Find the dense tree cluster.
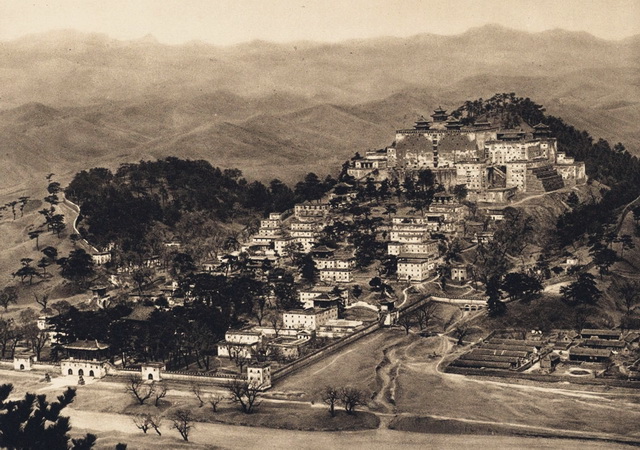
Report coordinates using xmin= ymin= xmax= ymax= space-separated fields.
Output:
xmin=0 ymin=384 xmax=96 ymax=450
xmin=65 ymin=158 xmax=333 ymax=254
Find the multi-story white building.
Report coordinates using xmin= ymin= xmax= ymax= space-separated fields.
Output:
xmin=217 ymin=329 xmax=263 ymax=358
xmin=314 ymin=257 xmax=355 ymax=270
xmin=318 ymin=319 xmax=363 ymax=338
xmin=319 ymin=268 xmax=353 ymax=283
xmin=388 ymin=241 xmax=439 ymax=257
xmin=294 ymin=201 xmax=330 ymax=219
xmin=283 ymin=307 xmax=339 ymax=330
xmin=397 ymin=256 xmax=436 ymax=282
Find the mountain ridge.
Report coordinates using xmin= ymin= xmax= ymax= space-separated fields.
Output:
xmin=0 ymin=25 xmax=637 ymax=199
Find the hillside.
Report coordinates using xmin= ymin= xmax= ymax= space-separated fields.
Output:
xmin=0 ymin=25 xmax=638 ymax=199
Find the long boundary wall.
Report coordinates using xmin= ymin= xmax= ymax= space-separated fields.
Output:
xmin=272 ymin=322 xmax=380 ymax=382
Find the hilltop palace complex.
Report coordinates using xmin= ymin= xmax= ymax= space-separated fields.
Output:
xmin=348 ymin=107 xmax=586 ymax=203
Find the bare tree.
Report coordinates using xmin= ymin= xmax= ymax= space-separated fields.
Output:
xmin=452 ymin=324 xmax=470 ymax=346
xmin=227 ymin=379 xmax=262 ymax=414
xmin=208 ymin=394 xmax=224 ymax=412
xmin=191 ymin=382 xmax=205 ymax=407
xmin=125 ymin=375 xmax=156 ymax=405
xmin=153 ymin=382 xmax=167 ymax=407
xmin=397 ymin=313 xmax=414 ymax=335
xmin=322 ymin=386 xmax=340 ymax=417
xmin=416 ymin=302 xmax=439 ymax=330
xmin=340 ymin=387 xmax=366 ymax=414
xmin=252 ymin=295 xmax=268 ymax=326
xmin=0 ymin=286 xmax=18 ymax=311
xmin=133 ymin=415 xmax=151 ymax=434
xmin=148 ymin=414 xmax=163 ymax=436
xmin=269 ymin=314 xmax=283 ymax=338
xmin=33 ymin=291 xmax=50 ymax=311
xmin=171 ymin=409 xmax=193 ymax=442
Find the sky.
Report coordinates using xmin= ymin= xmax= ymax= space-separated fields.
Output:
xmin=1 ymin=0 xmax=639 ymax=45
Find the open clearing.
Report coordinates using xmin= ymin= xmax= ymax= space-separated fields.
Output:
xmin=4 ymin=326 xmax=640 ymax=447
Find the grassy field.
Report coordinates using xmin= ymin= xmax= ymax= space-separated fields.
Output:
xmin=0 ymin=195 xmax=84 ymax=320
xmin=394 ymin=342 xmax=640 ymax=438
xmin=272 ymin=328 xmax=411 ymax=401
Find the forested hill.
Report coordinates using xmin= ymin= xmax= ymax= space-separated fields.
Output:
xmin=453 ymin=94 xmax=640 ymax=192
xmin=65 ymin=158 xmax=335 ymax=257
xmin=65 ymin=94 xmax=640 ymax=262
xmin=455 ymin=94 xmax=640 ymax=245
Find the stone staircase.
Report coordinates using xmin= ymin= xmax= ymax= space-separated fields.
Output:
xmin=527 ymin=165 xmax=564 ymax=193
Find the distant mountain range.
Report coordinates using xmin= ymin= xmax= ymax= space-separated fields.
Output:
xmin=0 ymin=25 xmax=638 ymax=198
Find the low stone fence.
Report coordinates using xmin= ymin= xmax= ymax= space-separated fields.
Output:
xmin=272 ymin=321 xmax=380 ymax=382
xmin=32 ymin=362 xmax=59 ymax=372
xmin=105 ymin=363 xmax=246 ymax=385
xmin=161 ymin=370 xmax=244 ymax=384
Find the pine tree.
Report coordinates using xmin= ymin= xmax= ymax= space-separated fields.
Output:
xmin=0 ymin=384 xmax=97 ymax=450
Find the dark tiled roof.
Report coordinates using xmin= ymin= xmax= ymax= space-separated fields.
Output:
xmin=64 ymin=340 xmax=109 ymax=351
xmin=569 ymin=347 xmax=612 ymax=357
xmin=581 ymin=329 xmax=621 ymax=337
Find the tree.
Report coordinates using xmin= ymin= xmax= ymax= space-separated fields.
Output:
xmin=33 ymin=291 xmax=50 ymax=310
xmin=501 ymin=272 xmax=542 ymax=302
xmin=590 ymin=245 xmax=617 ymax=278
xmin=252 ymin=294 xmax=268 ymax=326
xmin=133 ymin=415 xmax=151 ymax=434
xmin=124 ymin=375 xmax=155 ymax=405
xmin=297 ymin=254 xmax=317 ymax=284
xmin=22 ymin=323 xmax=48 ymax=360
xmin=58 ymin=249 xmax=95 ymax=287
xmin=486 ymin=275 xmax=506 ymax=317
xmin=0 ymin=384 xmax=96 ymax=450
xmin=208 ymin=394 xmax=224 ymax=413
xmin=37 ymin=257 xmax=52 ymax=276
xmin=397 ymin=313 xmax=414 ymax=335
xmin=0 ymin=286 xmax=18 ymax=311
xmin=269 ymin=314 xmax=283 ymax=338
xmin=153 ymin=383 xmax=167 ymax=407
xmin=322 ymin=386 xmax=340 ymax=417
xmin=560 ymin=273 xmax=602 ymax=306
xmin=42 ymin=246 xmax=59 ymax=262
xmin=170 ymin=409 xmax=193 ymax=442
xmin=28 ymin=229 xmax=44 ymax=251
xmin=0 ymin=318 xmax=18 ymax=359
xmin=18 ymin=196 xmax=29 ymax=218
xmin=227 ymin=379 xmax=262 ymax=414
xmin=340 ymin=387 xmax=366 ymax=414
xmin=131 ymin=267 xmax=154 ymax=294
xmin=384 ymin=203 xmax=397 ymax=220
xmin=7 ymin=200 xmax=18 ymax=220
xmin=49 ymin=214 xmax=66 ymax=237
xmin=493 ymin=208 xmax=534 ymax=257
xmin=566 ymin=192 xmax=580 ymax=208
xmin=191 ymin=382 xmax=205 ymax=407
xmin=415 ymin=302 xmax=439 ymax=330
xmin=452 ymin=184 xmax=468 ymax=202
xmin=170 ymin=253 xmax=197 ymax=281
xmin=615 ymin=279 xmax=640 ymax=316
xmin=51 ymin=300 xmax=71 ymax=316
xmin=14 ymin=259 xmax=39 ymax=285
xmin=147 ymin=415 xmax=162 ymax=436
xmin=619 ymin=234 xmax=635 ymax=257
xmin=452 ymin=323 xmax=470 ymax=346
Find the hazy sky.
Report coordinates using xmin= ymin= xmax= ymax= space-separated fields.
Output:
xmin=1 ymin=0 xmax=639 ymax=44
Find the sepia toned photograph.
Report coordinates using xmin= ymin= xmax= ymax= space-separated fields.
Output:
xmin=0 ymin=0 xmax=639 ymax=448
